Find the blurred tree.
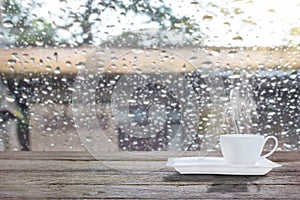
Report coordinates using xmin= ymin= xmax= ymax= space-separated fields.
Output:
xmin=1 ymin=0 xmax=56 ymax=46
xmin=0 ymin=0 xmax=200 ymax=46
xmin=53 ymin=0 xmax=201 ymax=46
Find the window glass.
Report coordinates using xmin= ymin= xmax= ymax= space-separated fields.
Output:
xmin=0 ymin=0 xmax=299 ymax=156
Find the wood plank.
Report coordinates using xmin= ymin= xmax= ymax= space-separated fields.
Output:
xmin=0 ymin=151 xmax=299 ymax=199
xmin=0 ymin=171 xmax=299 ymax=186
xmin=0 ymin=151 xmax=95 ymax=161
xmin=0 ymin=159 xmax=299 ymax=173
xmin=0 ymin=151 xmax=217 ymax=161
xmin=0 ymin=151 xmax=298 ymax=172
xmin=0 ymin=151 xmax=298 ymax=162
xmin=0 ymin=184 xmax=299 ymax=199
xmin=0 ymin=167 xmax=299 ymax=198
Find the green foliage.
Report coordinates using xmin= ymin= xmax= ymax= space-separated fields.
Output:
xmin=115 ymin=0 xmax=198 ymax=34
xmin=3 ymin=0 xmax=20 ymax=15
xmin=1 ymin=0 xmax=200 ymax=46
xmin=15 ymin=19 xmax=56 ymax=46
xmin=1 ymin=0 xmax=56 ymax=46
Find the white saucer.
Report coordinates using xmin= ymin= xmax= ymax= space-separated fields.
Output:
xmin=166 ymin=157 xmax=281 ymax=175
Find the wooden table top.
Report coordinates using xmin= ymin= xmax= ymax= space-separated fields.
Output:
xmin=0 ymin=151 xmax=299 ymax=199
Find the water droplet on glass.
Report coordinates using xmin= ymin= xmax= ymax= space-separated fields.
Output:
xmin=223 ymin=22 xmax=230 ymax=27
xmin=66 ymin=61 xmax=72 ymax=67
xmin=7 ymin=59 xmax=16 ymax=65
xmin=54 ymin=67 xmax=61 ymax=74
xmin=86 ymin=136 xmax=93 ymax=142
xmin=9 ymin=66 xmax=14 ymax=72
xmin=5 ymin=95 xmax=15 ymax=102
xmin=202 ymin=15 xmax=213 ymax=20
xmin=228 ymin=74 xmax=241 ymax=79
xmin=268 ymin=9 xmax=276 ymax=13
xmin=3 ymin=21 xmax=14 ymax=28
xmin=201 ymin=61 xmax=213 ymax=68
xmin=35 ymin=41 xmax=44 ymax=46
xmin=54 ymin=52 xmax=58 ymax=62
xmin=75 ymin=62 xmax=85 ymax=69
xmin=258 ymin=64 xmax=265 ymax=68
xmin=290 ymin=74 xmax=297 ymax=79
xmin=232 ymin=36 xmax=243 ymax=41
xmin=46 ymin=65 xmax=52 ymax=71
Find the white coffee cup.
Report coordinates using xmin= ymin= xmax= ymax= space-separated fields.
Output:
xmin=220 ymin=134 xmax=278 ymax=165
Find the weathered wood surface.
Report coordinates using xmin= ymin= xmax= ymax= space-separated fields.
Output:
xmin=0 ymin=151 xmax=299 ymax=199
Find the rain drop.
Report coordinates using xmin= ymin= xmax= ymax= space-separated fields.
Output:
xmin=54 ymin=67 xmax=61 ymax=74
xmin=5 ymin=95 xmax=15 ymax=102
xmin=66 ymin=61 xmax=72 ymax=67
xmin=232 ymin=36 xmax=243 ymax=41
xmin=3 ymin=21 xmax=14 ymax=28
xmin=7 ymin=59 xmax=16 ymax=65
xmin=201 ymin=61 xmax=213 ymax=68
xmin=228 ymin=74 xmax=241 ymax=79
xmin=9 ymin=66 xmax=14 ymax=72
xmin=86 ymin=136 xmax=93 ymax=142
xmin=45 ymin=65 xmax=52 ymax=71
xmin=202 ymin=15 xmax=213 ymax=20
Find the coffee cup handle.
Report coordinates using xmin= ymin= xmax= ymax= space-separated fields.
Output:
xmin=261 ymin=136 xmax=278 ymax=158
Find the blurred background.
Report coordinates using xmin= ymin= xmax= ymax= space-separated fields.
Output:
xmin=0 ymin=0 xmax=299 ymax=151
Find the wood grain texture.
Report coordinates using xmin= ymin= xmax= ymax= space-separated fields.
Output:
xmin=0 ymin=151 xmax=299 ymax=199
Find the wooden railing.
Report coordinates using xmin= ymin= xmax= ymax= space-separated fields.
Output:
xmin=0 ymin=47 xmax=299 ymax=76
